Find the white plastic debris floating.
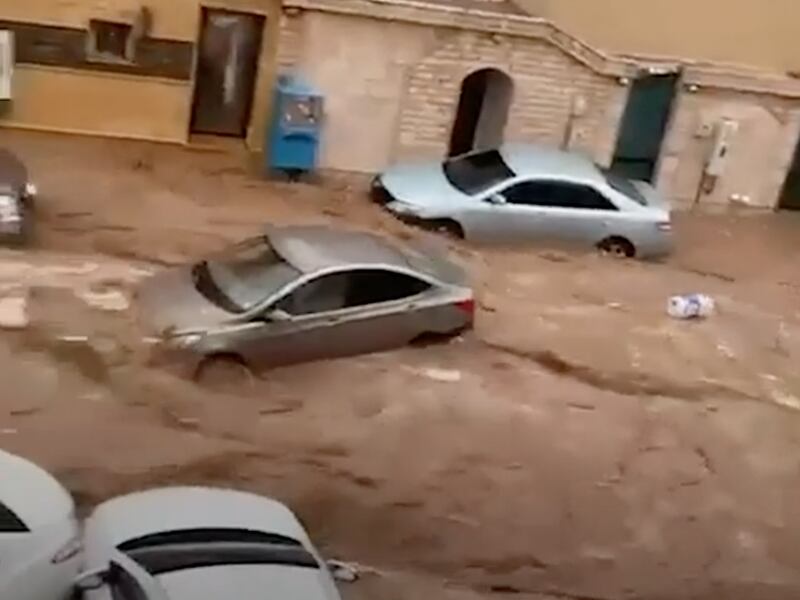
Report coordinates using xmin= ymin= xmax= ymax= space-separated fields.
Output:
xmin=667 ymin=294 xmax=715 ymax=320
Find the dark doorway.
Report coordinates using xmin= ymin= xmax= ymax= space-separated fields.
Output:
xmin=448 ymin=68 xmax=513 ymax=157
xmin=190 ymin=9 xmax=264 ymax=137
xmin=779 ymin=135 xmax=800 ymax=210
xmin=611 ymin=72 xmax=680 ymax=182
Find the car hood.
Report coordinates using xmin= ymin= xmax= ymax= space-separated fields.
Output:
xmin=158 ymin=564 xmax=340 ymax=600
xmin=380 ymin=161 xmax=470 ymax=207
xmin=135 ymin=266 xmax=233 ymax=335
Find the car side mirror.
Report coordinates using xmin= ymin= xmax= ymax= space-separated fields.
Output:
xmin=265 ymin=308 xmax=292 ymax=322
xmin=74 ymin=567 xmax=108 ymax=591
xmin=486 ymin=193 xmax=506 ymax=205
xmin=326 ymin=560 xmax=359 ymax=583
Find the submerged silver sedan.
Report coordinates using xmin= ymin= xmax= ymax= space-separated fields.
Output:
xmin=372 ymin=143 xmax=673 ymax=259
xmin=137 ymin=225 xmax=474 ymax=383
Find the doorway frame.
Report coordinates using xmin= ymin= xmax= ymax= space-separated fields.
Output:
xmin=777 ymin=128 xmax=800 ymax=211
xmin=610 ymin=68 xmax=683 ymax=185
xmin=186 ymin=4 xmax=268 ymax=143
xmin=447 ymin=67 xmax=514 ymax=158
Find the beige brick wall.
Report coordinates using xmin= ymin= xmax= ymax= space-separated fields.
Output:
xmin=1 ymin=0 xmax=282 ymax=149
xmin=656 ymin=88 xmax=800 ymax=209
xmin=396 ymin=29 xmax=627 ymax=165
xmin=284 ymin=11 xmax=626 ymax=172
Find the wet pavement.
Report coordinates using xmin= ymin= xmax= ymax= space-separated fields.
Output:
xmin=1 ymin=130 xmax=799 ymax=600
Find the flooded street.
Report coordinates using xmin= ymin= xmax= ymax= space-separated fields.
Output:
xmin=1 ymin=130 xmax=799 ymax=600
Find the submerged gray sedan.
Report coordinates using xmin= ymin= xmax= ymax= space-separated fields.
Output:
xmin=372 ymin=143 xmax=673 ymax=259
xmin=137 ymin=224 xmax=474 ymax=384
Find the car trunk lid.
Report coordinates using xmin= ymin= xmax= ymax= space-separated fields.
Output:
xmin=632 ymin=180 xmax=671 ymax=214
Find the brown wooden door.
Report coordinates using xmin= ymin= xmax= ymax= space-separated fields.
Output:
xmin=190 ymin=9 xmax=264 ymax=137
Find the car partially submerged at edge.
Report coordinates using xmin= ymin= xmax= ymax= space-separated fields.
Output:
xmin=0 ymin=449 xmax=83 ymax=600
xmin=0 ymin=149 xmax=38 ymax=244
xmin=75 ymin=486 xmax=346 ymax=600
xmin=372 ymin=143 xmax=673 ymax=259
xmin=137 ymin=224 xmax=475 ymax=383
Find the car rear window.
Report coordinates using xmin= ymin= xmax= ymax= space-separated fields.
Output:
xmin=443 ymin=150 xmax=515 ymax=195
xmin=116 ymin=528 xmax=319 ymax=576
xmin=601 ymin=169 xmax=647 ymax=206
xmin=0 ymin=502 xmax=28 ymax=532
xmin=127 ymin=543 xmax=320 ymax=576
xmin=117 ymin=528 xmax=303 ymax=552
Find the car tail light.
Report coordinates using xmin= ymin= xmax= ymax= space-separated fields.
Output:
xmin=455 ymin=298 xmax=475 ymax=319
xmin=51 ymin=536 xmax=82 ymax=564
xmin=656 ymin=221 xmax=672 ymax=232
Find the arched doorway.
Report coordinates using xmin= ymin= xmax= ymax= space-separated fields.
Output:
xmin=448 ymin=68 xmax=513 ymax=157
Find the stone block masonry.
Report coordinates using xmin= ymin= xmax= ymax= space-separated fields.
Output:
xmin=395 ymin=28 xmax=627 ymax=164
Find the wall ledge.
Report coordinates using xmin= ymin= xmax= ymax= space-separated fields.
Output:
xmin=284 ymin=0 xmax=800 ymax=98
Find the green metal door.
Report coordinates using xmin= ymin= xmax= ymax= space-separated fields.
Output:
xmin=611 ymin=73 xmax=679 ymax=183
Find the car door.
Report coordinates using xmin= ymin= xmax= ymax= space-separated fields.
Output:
xmin=534 ymin=182 xmax=621 ymax=247
xmin=475 ymin=180 xmax=560 ymax=244
xmin=487 ymin=180 xmax=620 ymax=248
xmin=231 ymin=268 xmax=434 ymax=367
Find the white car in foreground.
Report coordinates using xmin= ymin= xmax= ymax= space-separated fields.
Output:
xmin=76 ymin=486 xmax=345 ymax=600
xmin=0 ymin=449 xmax=83 ymax=600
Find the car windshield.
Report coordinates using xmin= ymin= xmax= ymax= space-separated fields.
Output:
xmin=443 ymin=149 xmax=515 ymax=195
xmin=600 ymin=168 xmax=647 ymax=206
xmin=118 ymin=528 xmax=319 ymax=576
xmin=191 ymin=237 xmax=301 ymax=314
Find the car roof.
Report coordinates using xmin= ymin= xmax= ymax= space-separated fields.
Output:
xmin=86 ymin=487 xmax=312 ymax=552
xmin=266 ymin=224 xmax=422 ymax=274
xmin=499 ymin=143 xmax=604 ymax=184
xmin=0 ymin=450 xmax=74 ymax=529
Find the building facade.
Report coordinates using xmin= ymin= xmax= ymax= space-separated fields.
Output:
xmin=0 ymin=0 xmax=282 ymax=149
xmin=3 ymin=0 xmax=800 ymax=211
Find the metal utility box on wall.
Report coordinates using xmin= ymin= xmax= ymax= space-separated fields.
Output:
xmin=266 ymin=73 xmax=323 ymax=181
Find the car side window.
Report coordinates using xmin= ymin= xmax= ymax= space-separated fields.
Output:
xmin=502 ymin=181 xmax=618 ymax=211
xmin=501 ymin=181 xmax=560 ymax=206
xmin=0 ymin=502 xmax=29 ymax=533
xmin=558 ymin=185 xmax=618 ymax=211
xmin=276 ymin=270 xmax=431 ymax=316
xmin=110 ymin=566 xmax=149 ymax=600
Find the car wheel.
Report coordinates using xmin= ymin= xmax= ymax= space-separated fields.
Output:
xmin=195 ymin=354 xmax=254 ymax=392
xmin=598 ymin=236 xmax=635 ymax=259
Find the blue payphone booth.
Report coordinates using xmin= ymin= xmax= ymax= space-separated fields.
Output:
xmin=266 ymin=73 xmax=323 ymax=181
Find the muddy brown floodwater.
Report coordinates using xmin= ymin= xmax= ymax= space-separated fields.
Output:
xmin=1 ymin=130 xmax=800 ymax=600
